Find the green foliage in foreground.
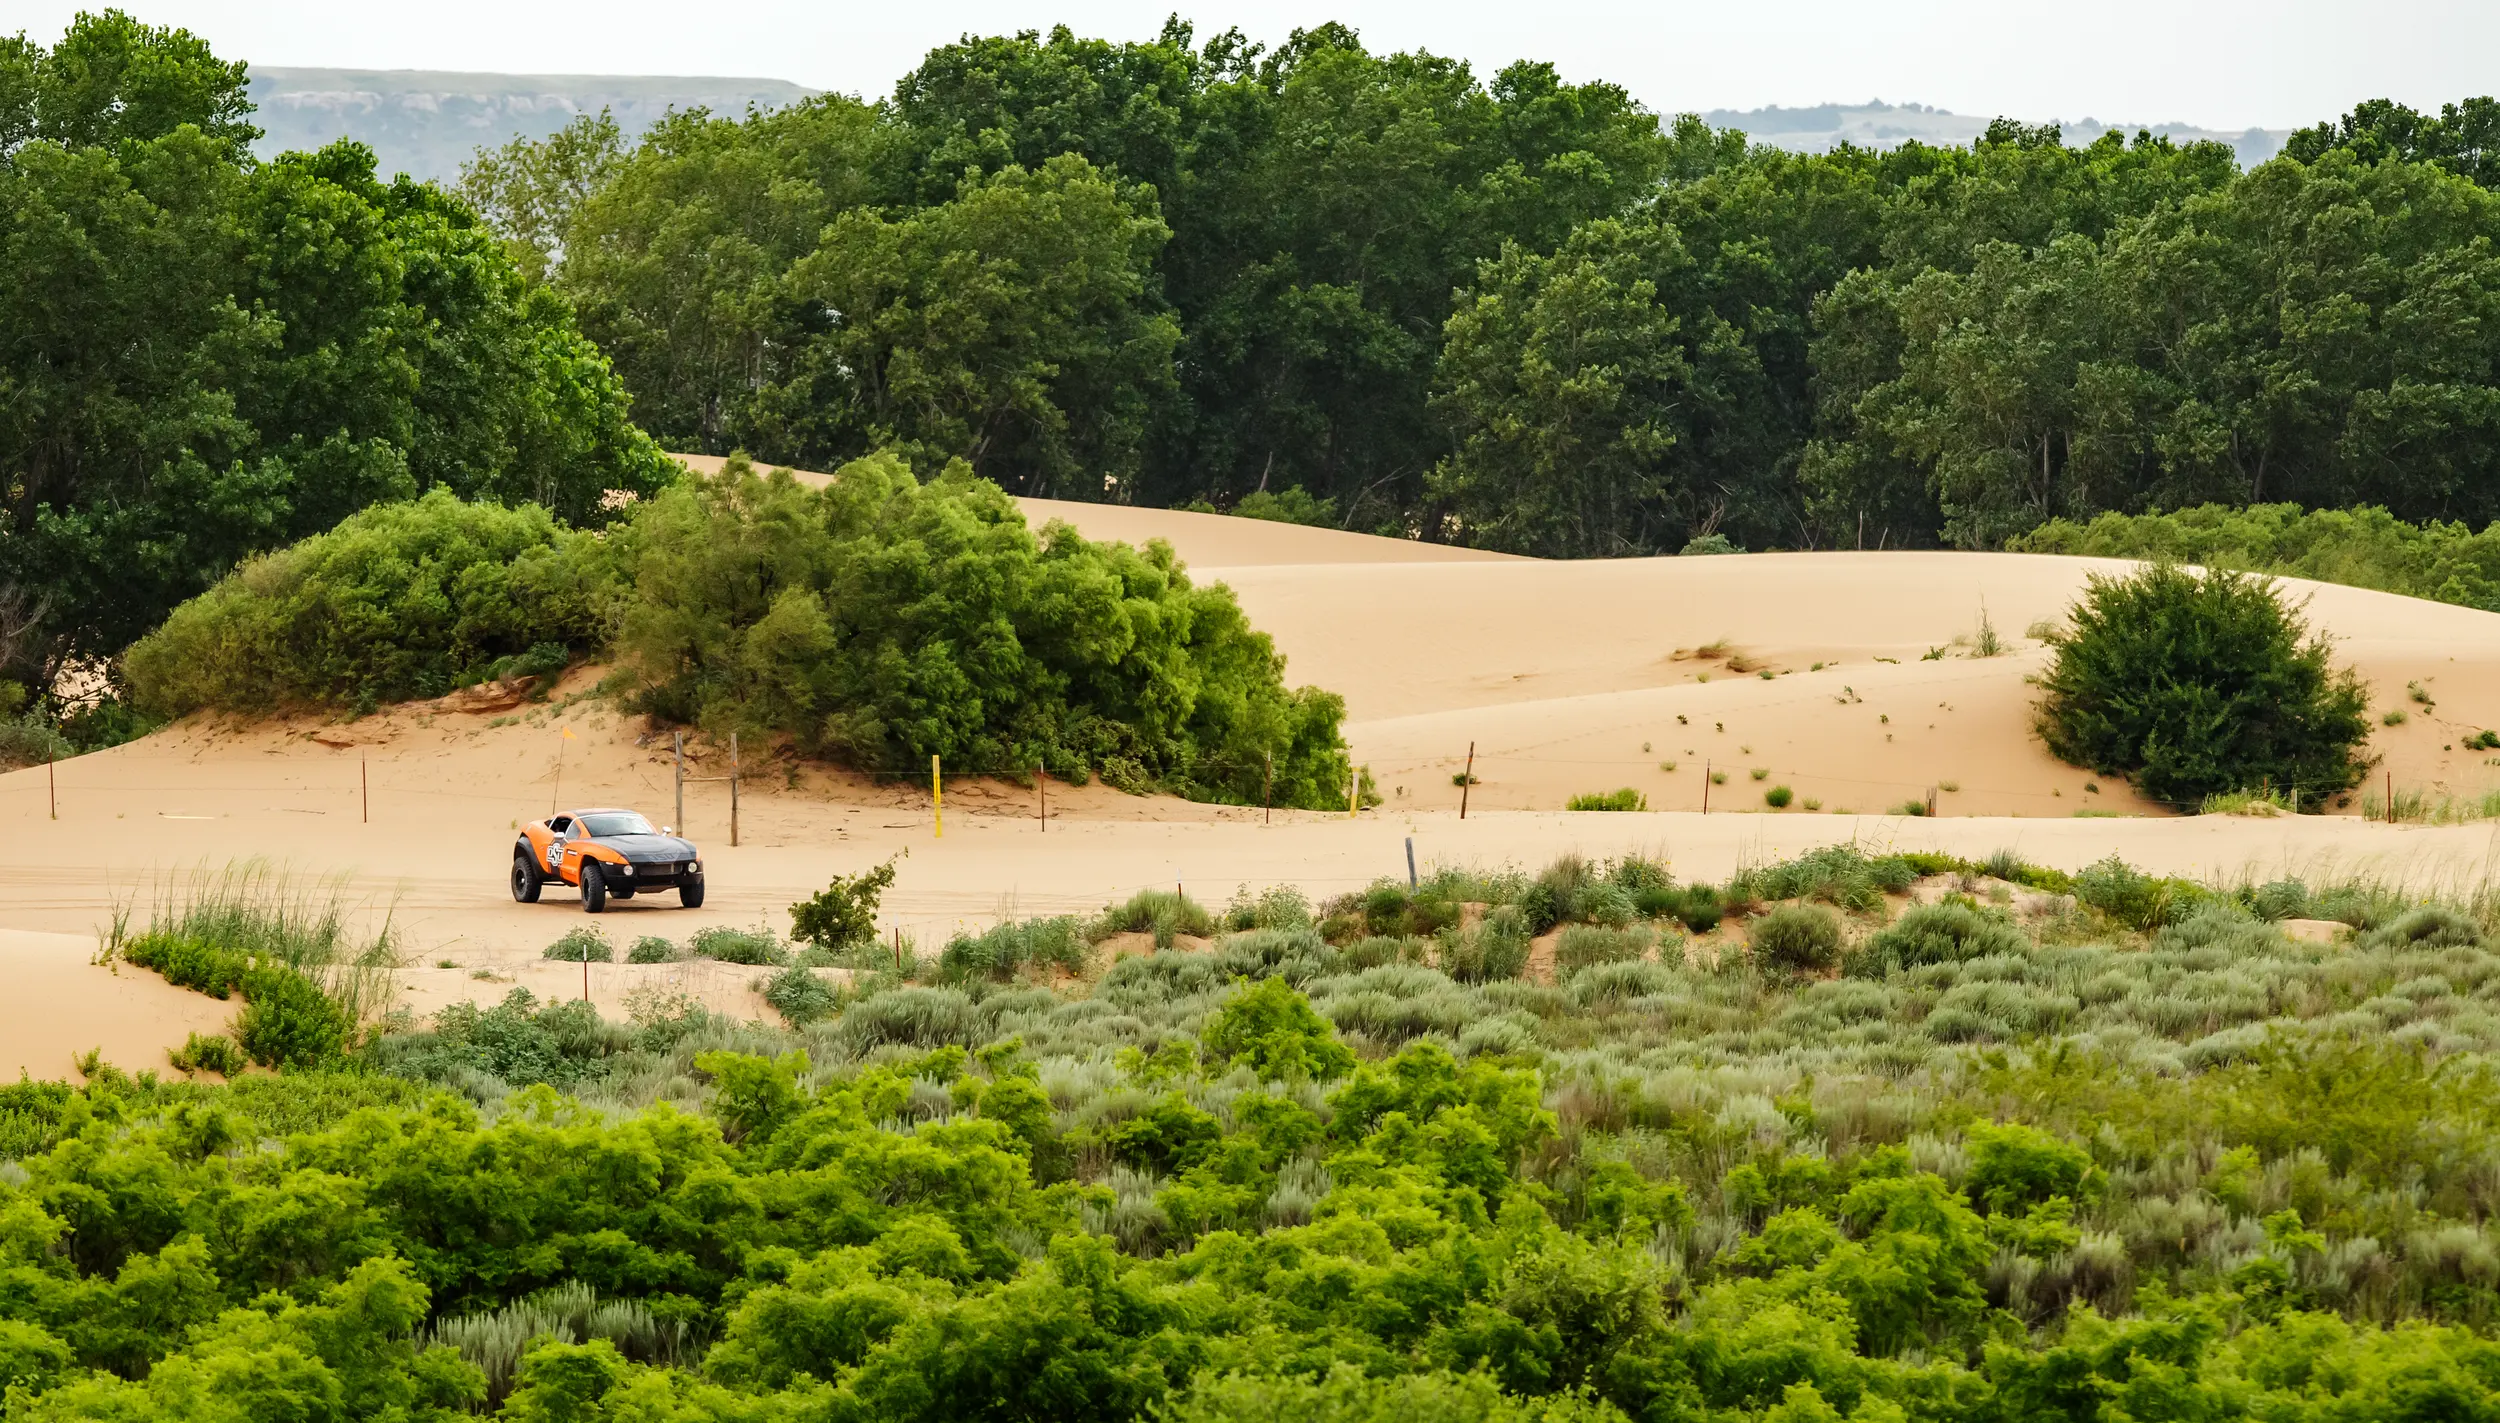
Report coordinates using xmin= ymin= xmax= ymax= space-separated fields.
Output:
xmin=2013 ymin=502 xmax=2500 ymax=612
xmin=2035 ymin=564 xmax=2373 ymax=807
xmin=56 ymin=842 xmax=2500 ymax=1420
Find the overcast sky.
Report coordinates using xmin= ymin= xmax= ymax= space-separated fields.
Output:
xmin=18 ymin=0 xmax=2498 ymax=132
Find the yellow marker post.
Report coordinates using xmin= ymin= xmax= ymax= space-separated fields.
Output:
xmin=933 ymin=754 xmax=943 ymax=838
xmin=1346 ymin=765 xmax=1357 ymax=819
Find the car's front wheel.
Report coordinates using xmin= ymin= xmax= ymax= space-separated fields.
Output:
xmin=581 ymin=861 xmax=608 ymax=914
xmin=679 ymin=877 xmax=705 ymax=909
xmin=512 ymin=853 xmax=543 ymax=904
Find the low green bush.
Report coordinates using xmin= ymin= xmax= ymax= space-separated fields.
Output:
xmin=1566 ymin=787 xmax=1647 ymax=811
xmin=235 ymin=966 xmax=353 ymax=1068
xmin=121 ymin=933 xmax=249 ymax=998
xmin=1439 ymin=907 xmax=1531 ymax=982
xmin=1556 ymin=924 xmax=1653 ymax=973
xmin=689 ymin=925 xmax=789 ymax=966
xmin=938 ymin=917 xmax=1091 ymax=981
xmin=167 ymin=1032 xmax=247 ymax=1076
xmin=761 ymin=966 xmax=841 ymax=1027
xmin=542 ymin=927 xmax=612 ymax=963
xmin=1851 ymin=902 xmax=2029 ymax=977
xmin=1764 ymin=785 xmax=1794 ymax=808
xmin=1089 ymin=889 xmax=1215 ymax=948
xmin=626 ymin=936 xmax=679 ymax=964
xmin=1749 ymin=904 xmax=1843 ymax=975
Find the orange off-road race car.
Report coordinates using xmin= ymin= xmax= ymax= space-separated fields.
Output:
xmin=513 ymin=807 xmax=705 ymax=913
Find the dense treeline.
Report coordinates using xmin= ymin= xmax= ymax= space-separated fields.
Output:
xmin=28 ymin=847 xmax=2500 ymax=1417
xmin=123 ymin=459 xmax=1358 ymax=805
xmin=472 ymin=25 xmax=2500 ymax=557
xmin=0 ymin=12 xmax=671 ymax=709
xmin=2015 ymin=503 xmax=2500 ymax=612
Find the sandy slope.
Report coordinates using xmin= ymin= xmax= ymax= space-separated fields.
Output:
xmin=666 ymin=453 xmax=1521 ymax=568
xmin=10 ymin=460 xmax=2500 ymax=1074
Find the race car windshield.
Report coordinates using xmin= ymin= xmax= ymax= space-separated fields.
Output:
xmin=578 ymin=812 xmax=657 ymax=837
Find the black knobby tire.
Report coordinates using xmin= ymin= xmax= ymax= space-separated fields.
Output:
xmin=581 ymin=861 xmax=608 ymax=914
xmin=680 ymin=878 xmax=705 ymax=909
xmin=512 ymin=853 xmax=543 ymax=904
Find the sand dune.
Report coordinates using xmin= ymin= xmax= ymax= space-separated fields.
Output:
xmin=11 ymin=464 xmax=2500 ymax=1074
xmin=666 ymin=453 xmax=1519 ymax=568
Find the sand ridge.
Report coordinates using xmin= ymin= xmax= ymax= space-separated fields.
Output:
xmin=12 ymin=462 xmax=2500 ymax=1073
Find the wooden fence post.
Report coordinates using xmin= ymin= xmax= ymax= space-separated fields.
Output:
xmin=1460 ymin=741 xmax=1474 ymax=820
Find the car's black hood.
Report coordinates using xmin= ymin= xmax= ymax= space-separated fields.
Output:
xmin=600 ymin=833 xmax=698 ymax=863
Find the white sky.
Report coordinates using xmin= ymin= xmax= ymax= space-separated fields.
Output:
xmin=14 ymin=0 xmax=2497 ymax=132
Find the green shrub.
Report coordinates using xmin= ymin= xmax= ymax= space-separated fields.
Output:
xmin=1202 ymin=977 xmax=1356 ymax=1080
xmin=938 ymin=917 xmax=1090 ymax=981
xmin=2072 ymin=855 xmax=2210 ymax=930
xmin=689 ymin=925 xmax=789 ymax=966
xmin=542 ymin=927 xmax=613 ymax=963
xmin=2035 ymin=564 xmax=2371 ymax=807
xmin=121 ymin=932 xmax=250 ymax=998
xmin=626 ymin=936 xmax=678 ymax=964
xmin=1089 ymin=889 xmax=1215 ymax=948
xmin=1748 ymin=905 xmax=1843 ymax=975
xmin=1764 ymin=785 xmax=1793 ymax=808
xmin=789 ymin=860 xmax=898 ymax=957
xmin=125 ymin=491 xmax=612 ymax=715
xmin=1556 ymin=924 xmax=1653 ymax=973
xmin=168 ymin=1032 xmax=247 ymax=1076
xmin=761 ymin=966 xmax=841 ymax=1027
xmin=1223 ymin=884 xmax=1314 ymax=932
xmin=2248 ymin=879 xmax=2311 ymax=921
xmin=1852 ymin=902 xmax=2029 ymax=977
xmin=0 ymin=705 xmax=72 ymax=769
xmin=607 ymin=456 xmax=1356 ymax=806
xmin=235 ymin=966 xmax=353 ymax=1068
xmin=1565 ymin=787 xmax=1647 ymax=811
xmin=1439 ymin=907 xmax=1531 ymax=982
xmin=1670 ymin=885 xmax=1725 ymax=934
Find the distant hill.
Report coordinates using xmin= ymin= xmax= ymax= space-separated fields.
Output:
xmin=1702 ymin=101 xmax=2291 ymax=168
xmin=245 ymin=72 xmax=2294 ymax=187
xmin=247 ymin=67 xmax=818 ymax=181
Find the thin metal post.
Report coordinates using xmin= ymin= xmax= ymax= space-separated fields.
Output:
xmin=1701 ymin=760 xmax=1711 ymax=815
xmin=1460 ymin=741 xmax=1474 ymax=820
xmin=361 ymin=756 xmax=368 ymax=823
xmin=1262 ymin=751 xmax=1272 ymax=825
xmin=933 ymin=754 xmax=942 ymax=838
xmin=1038 ymin=765 xmax=1045 ymax=832
xmin=48 ymin=750 xmax=56 ymax=820
xmin=730 ymin=732 xmax=740 ymax=847
xmin=1346 ymin=765 xmax=1356 ymax=819
xmin=1405 ymin=837 xmax=1417 ymax=889
xmin=673 ymin=730 xmax=684 ymax=830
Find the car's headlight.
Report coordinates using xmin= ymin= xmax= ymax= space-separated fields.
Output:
xmin=617 ymin=863 xmax=632 ymax=874
xmin=687 ymin=861 xmax=700 ymax=874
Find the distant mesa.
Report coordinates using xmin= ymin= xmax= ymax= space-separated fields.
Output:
xmin=248 ymin=67 xmax=818 ymax=182
xmin=1702 ymin=100 xmax=2289 ymax=168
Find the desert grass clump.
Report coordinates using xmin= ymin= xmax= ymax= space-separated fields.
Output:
xmin=1089 ymin=889 xmax=1215 ymax=948
xmin=1557 ymin=924 xmax=1655 ymax=974
xmin=543 ymin=926 xmax=613 ymax=963
xmin=424 ymin=1281 xmax=691 ymax=1404
xmin=1764 ymin=785 xmax=1794 ymax=808
xmin=112 ymin=862 xmax=397 ymax=1035
xmin=168 ymin=1031 xmax=246 ymax=1076
xmin=627 ymin=936 xmax=679 ymax=964
xmin=761 ymin=965 xmax=842 ymax=1027
xmin=690 ymin=924 xmax=789 ymax=966
xmin=1567 ymin=788 xmax=1648 ymax=812
xmin=1748 ymin=904 xmax=1844 ymax=976
xmin=939 ymin=917 xmax=1091 ymax=981
xmin=1440 ymin=907 xmax=1531 ymax=983
xmin=1850 ymin=901 xmax=2028 ymax=977
xmin=1223 ymin=884 xmax=1315 ymax=932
